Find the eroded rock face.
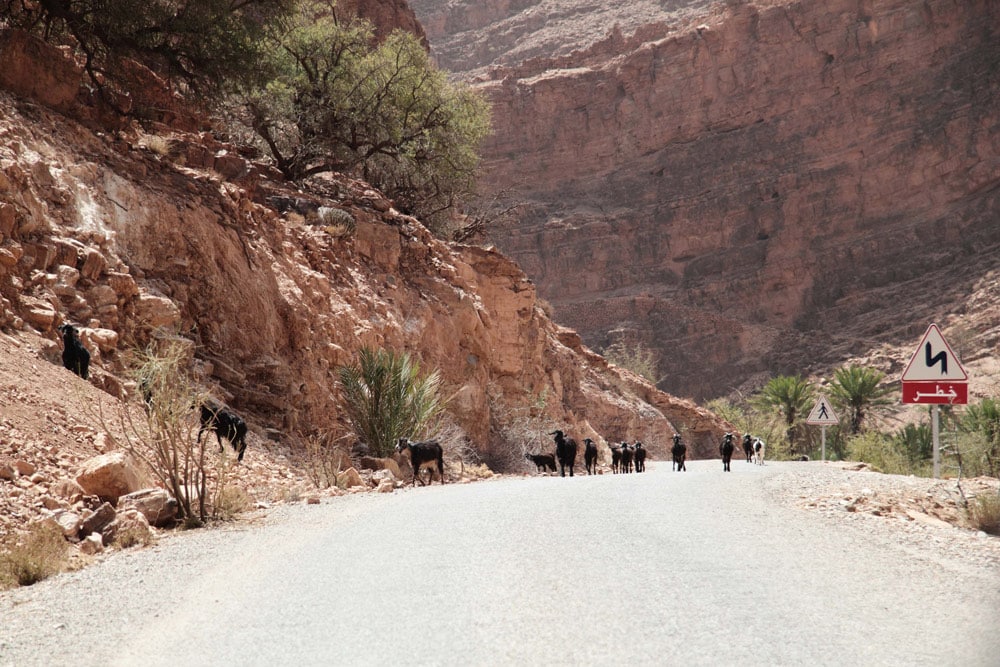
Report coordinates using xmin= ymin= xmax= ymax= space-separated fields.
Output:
xmin=0 ymin=24 xmax=734 ymax=467
xmin=411 ymin=0 xmax=1000 ymax=399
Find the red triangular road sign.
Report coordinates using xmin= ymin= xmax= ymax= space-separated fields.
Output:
xmin=900 ymin=324 xmax=968 ymax=382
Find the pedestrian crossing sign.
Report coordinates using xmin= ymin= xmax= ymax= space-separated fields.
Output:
xmin=806 ymin=395 xmax=838 ymax=425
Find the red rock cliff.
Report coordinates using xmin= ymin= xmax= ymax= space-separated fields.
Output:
xmin=411 ymin=0 xmax=1000 ymax=399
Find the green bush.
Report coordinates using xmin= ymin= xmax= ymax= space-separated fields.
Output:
xmin=337 ymin=347 xmax=445 ymax=457
xmin=845 ymin=431 xmax=911 ymax=475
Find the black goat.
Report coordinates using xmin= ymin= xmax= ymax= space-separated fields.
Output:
xmin=525 ymin=451 xmax=557 ymax=473
xmin=742 ymin=433 xmax=754 ymax=463
xmin=620 ymin=442 xmax=633 ymax=474
xmin=610 ymin=444 xmax=622 ymax=474
xmin=720 ymin=432 xmax=735 ymax=472
xmin=671 ymin=434 xmax=687 ymax=472
xmin=633 ymin=441 xmax=646 ymax=472
xmin=198 ymin=401 xmax=248 ymax=462
xmin=549 ymin=430 xmax=577 ymax=477
xmin=58 ymin=324 xmax=90 ymax=380
xmin=583 ymin=438 xmax=598 ymax=475
xmin=396 ymin=437 xmax=445 ymax=486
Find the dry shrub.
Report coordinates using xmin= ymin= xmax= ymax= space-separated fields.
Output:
xmin=113 ymin=526 xmax=153 ymax=550
xmin=212 ymin=485 xmax=253 ymax=521
xmin=317 ymin=207 xmax=356 ymax=237
xmin=0 ymin=521 xmax=69 ymax=588
xmin=486 ymin=394 xmax=557 ymax=473
xmin=968 ymin=493 xmax=1000 ymax=535
xmin=301 ymin=430 xmax=348 ymax=489
xmin=141 ymin=133 xmax=171 ymax=156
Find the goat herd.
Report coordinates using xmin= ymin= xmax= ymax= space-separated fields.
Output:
xmin=525 ymin=430 xmax=767 ymax=478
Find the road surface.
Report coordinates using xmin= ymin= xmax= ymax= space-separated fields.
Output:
xmin=1 ymin=460 xmax=998 ymax=665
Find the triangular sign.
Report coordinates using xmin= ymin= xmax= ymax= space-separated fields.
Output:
xmin=806 ymin=395 xmax=838 ymax=425
xmin=900 ymin=324 xmax=968 ymax=382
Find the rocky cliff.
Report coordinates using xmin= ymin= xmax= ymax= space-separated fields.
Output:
xmin=0 ymin=28 xmax=729 ymax=472
xmin=410 ymin=0 xmax=1000 ymax=400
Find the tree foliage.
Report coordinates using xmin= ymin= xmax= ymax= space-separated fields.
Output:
xmin=238 ymin=2 xmax=490 ymax=228
xmin=752 ymin=375 xmax=814 ymax=454
xmin=828 ymin=365 xmax=893 ymax=434
xmin=1 ymin=0 xmax=292 ymax=104
xmin=337 ymin=347 xmax=445 ymax=457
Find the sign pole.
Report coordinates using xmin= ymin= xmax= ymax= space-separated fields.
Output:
xmin=821 ymin=426 xmax=826 ymax=462
xmin=932 ymin=404 xmax=940 ymax=479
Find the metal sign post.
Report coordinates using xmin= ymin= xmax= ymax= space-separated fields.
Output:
xmin=900 ymin=324 xmax=968 ymax=479
xmin=807 ymin=396 xmax=839 ymax=461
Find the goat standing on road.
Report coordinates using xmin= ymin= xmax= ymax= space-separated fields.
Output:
xmin=610 ymin=444 xmax=622 ymax=474
xmin=671 ymin=434 xmax=687 ymax=471
xmin=633 ymin=441 xmax=646 ymax=472
xmin=549 ymin=430 xmax=578 ymax=477
xmin=620 ymin=442 xmax=633 ymax=474
xmin=742 ymin=433 xmax=754 ymax=463
xmin=525 ymin=451 xmax=557 ymax=473
xmin=720 ymin=433 xmax=735 ymax=472
xmin=583 ymin=438 xmax=598 ymax=475
xmin=396 ymin=437 xmax=445 ymax=486
xmin=754 ymin=437 xmax=766 ymax=466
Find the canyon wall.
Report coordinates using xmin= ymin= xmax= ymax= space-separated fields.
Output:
xmin=411 ymin=0 xmax=1000 ymax=399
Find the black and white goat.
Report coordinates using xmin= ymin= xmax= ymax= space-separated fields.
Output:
xmin=633 ymin=441 xmax=646 ymax=473
xmin=583 ymin=438 xmax=598 ymax=475
xmin=754 ymin=437 xmax=766 ymax=466
xmin=549 ymin=430 xmax=577 ymax=477
xmin=396 ymin=437 xmax=445 ymax=486
xmin=198 ymin=400 xmax=249 ymax=462
xmin=671 ymin=434 xmax=686 ymax=472
xmin=525 ymin=451 xmax=557 ymax=473
xmin=58 ymin=324 xmax=90 ymax=380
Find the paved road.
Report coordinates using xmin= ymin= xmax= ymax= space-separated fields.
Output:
xmin=1 ymin=460 xmax=998 ymax=666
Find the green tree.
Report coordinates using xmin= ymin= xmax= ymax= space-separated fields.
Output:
xmin=752 ymin=375 xmax=814 ymax=454
xmin=958 ymin=397 xmax=1000 ymax=478
xmin=2 ymin=0 xmax=292 ymax=106
xmin=893 ymin=422 xmax=932 ymax=465
xmin=337 ymin=347 xmax=445 ymax=457
xmin=828 ymin=365 xmax=893 ymax=434
xmin=239 ymin=2 xmax=490 ymax=229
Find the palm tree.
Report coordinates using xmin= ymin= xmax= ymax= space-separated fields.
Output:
xmin=828 ymin=365 xmax=893 ymax=434
xmin=337 ymin=347 xmax=445 ymax=457
xmin=959 ymin=398 xmax=1000 ymax=478
xmin=753 ymin=375 xmax=815 ymax=454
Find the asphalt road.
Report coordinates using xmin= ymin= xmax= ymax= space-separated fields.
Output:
xmin=1 ymin=460 xmax=998 ymax=666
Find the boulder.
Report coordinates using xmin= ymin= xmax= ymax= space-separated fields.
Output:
xmin=75 ymin=451 xmax=143 ymax=503
xmin=78 ymin=533 xmax=104 ymax=555
xmin=52 ymin=510 xmax=83 ymax=540
xmin=118 ymin=488 xmax=178 ymax=527
xmin=79 ymin=502 xmax=116 ymax=537
xmin=336 ymin=467 xmax=365 ymax=489
xmin=103 ymin=509 xmax=152 ymax=547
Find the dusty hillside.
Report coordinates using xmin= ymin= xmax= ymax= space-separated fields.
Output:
xmin=0 ymin=25 xmax=741 ymax=542
xmin=410 ymin=0 xmax=1000 ymax=401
